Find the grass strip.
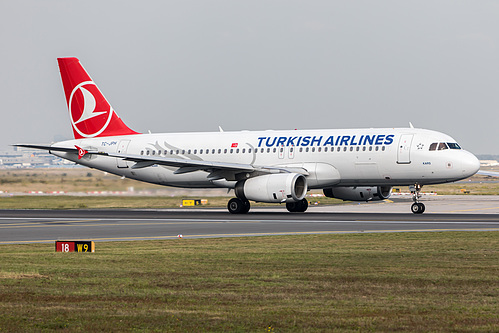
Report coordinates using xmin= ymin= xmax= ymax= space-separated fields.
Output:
xmin=0 ymin=232 xmax=498 ymax=332
xmin=0 ymin=195 xmax=345 ymax=209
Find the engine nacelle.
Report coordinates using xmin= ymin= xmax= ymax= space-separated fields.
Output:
xmin=323 ymin=186 xmax=392 ymax=202
xmin=235 ymin=173 xmax=307 ymax=203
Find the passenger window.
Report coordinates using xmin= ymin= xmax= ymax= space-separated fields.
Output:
xmin=200 ymin=149 xmax=203 ymax=154
xmin=311 ymin=147 xmax=315 ymax=152
xmin=273 ymin=148 xmax=276 ymax=153
xmin=164 ymin=150 xmax=167 ymax=155
xmin=438 ymin=142 xmax=448 ymax=150
xmin=248 ymin=148 xmax=251 ymax=153
xmin=369 ymin=146 xmax=373 ymax=151
xmin=242 ymin=148 xmax=245 ymax=153
xmin=350 ymin=147 xmax=353 ymax=151
xmin=356 ymin=147 xmax=359 ymax=151
xmin=306 ymin=147 xmax=309 ymax=152
xmin=224 ymin=149 xmax=227 ymax=154
xmin=337 ymin=147 xmax=341 ymax=152
xmin=152 ymin=151 xmax=155 ymax=155
xmin=146 ymin=150 xmax=150 ymax=155
xmin=193 ymin=149 xmax=197 ymax=154
xmin=362 ymin=147 xmax=366 ymax=151
xmin=429 ymin=143 xmax=437 ymax=151
xmin=375 ymin=146 xmax=379 ymax=151
xmin=261 ymin=148 xmax=264 ymax=153
xmin=187 ymin=150 xmax=191 ymax=154
xmin=267 ymin=148 xmax=271 ymax=153
xmin=382 ymin=146 xmax=385 ymax=151
xmin=318 ymin=147 xmax=321 ymax=152
xmin=218 ymin=149 xmax=221 ymax=154
xmin=299 ymin=147 xmax=303 ymax=152
xmin=324 ymin=147 xmax=327 ymax=152
xmin=343 ymin=147 xmax=347 ymax=152
xmin=170 ymin=150 xmax=174 ymax=155
xmin=280 ymin=147 xmax=283 ymax=152
xmin=140 ymin=150 xmax=144 ymax=155
xmin=230 ymin=149 xmax=233 ymax=154
xmin=236 ymin=149 xmax=239 ymax=153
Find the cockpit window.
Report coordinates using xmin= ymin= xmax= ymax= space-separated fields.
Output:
xmin=430 ymin=142 xmax=460 ymax=151
xmin=438 ymin=142 xmax=448 ymax=150
xmin=447 ymin=142 xmax=461 ymax=150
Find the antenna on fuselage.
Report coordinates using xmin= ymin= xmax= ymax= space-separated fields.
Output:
xmin=409 ymin=122 xmax=414 ymax=129
xmin=219 ymin=126 xmax=224 ymax=132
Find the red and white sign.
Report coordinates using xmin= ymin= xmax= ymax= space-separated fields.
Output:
xmin=231 ymin=143 xmax=238 ymax=148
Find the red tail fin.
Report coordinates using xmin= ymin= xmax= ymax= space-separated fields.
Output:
xmin=57 ymin=57 xmax=139 ymax=139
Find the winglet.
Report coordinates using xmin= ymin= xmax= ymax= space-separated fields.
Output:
xmin=75 ymin=145 xmax=88 ymax=159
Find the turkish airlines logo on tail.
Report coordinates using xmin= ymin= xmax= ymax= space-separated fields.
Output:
xmin=69 ymin=81 xmax=114 ymax=138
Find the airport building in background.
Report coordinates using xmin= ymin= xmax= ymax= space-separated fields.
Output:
xmin=0 ymin=147 xmax=72 ymax=168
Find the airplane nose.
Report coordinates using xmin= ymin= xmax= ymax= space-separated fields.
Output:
xmin=461 ymin=152 xmax=480 ymax=177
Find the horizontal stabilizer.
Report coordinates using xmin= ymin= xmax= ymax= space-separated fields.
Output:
xmin=12 ymin=144 xmax=77 ymax=153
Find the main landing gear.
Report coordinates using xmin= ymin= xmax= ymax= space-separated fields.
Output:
xmin=227 ymin=198 xmax=251 ymax=214
xmin=227 ymin=198 xmax=309 ymax=214
xmin=410 ymin=184 xmax=425 ymax=214
xmin=286 ymin=199 xmax=308 ymax=213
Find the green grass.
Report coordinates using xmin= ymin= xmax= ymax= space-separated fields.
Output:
xmin=0 ymin=195 xmax=345 ymax=209
xmin=1 ymin=232 xmax=498 ymax=332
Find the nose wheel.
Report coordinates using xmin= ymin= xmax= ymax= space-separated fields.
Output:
xmin=411 ymin=202 xmax=425 ymax=214
xmin=410 ymin=183 xmax=425 ymax=214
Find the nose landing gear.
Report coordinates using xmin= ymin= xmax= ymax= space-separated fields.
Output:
xmin=410 ymin=184 xmax=425 ymax=214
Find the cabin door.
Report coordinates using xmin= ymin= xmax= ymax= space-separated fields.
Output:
xmin=397 ymin=134 xmax=413 ymax=164
xmin=116 ymin=140 xmax=131 ymax=168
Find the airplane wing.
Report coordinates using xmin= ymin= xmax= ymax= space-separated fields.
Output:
xmin=105 ymin=152 xmax=309 ymax=179
xmin=477 ymin=170 xmax=499 ymax=177
xmin=13 ymin=144 xmax=308 ymax=180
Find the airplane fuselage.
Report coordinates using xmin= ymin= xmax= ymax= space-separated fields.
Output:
xmin=51 ymin=127 xmax=479 ymax=189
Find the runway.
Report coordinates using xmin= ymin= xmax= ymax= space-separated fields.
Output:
xmin=2 ymin=196 xmax=499 ymax=244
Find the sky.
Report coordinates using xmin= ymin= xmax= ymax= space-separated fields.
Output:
xmin=1 ymin=1 xmax=499 ymax=155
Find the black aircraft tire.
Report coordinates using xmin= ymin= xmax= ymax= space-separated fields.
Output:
xmin=419 ymin=202 xmax=425 ymax=214
xmin=241 ymin=199 xmax=251 ymax=214
xmin=297 ymin=198 xmax=309 ymax=213
xmin=228 ymin=198 xmax=248 ymax=214
xmin=411 ymin=202 xmax=424 ymax=214
xmin=286 ymin=202 xmax=298 ymax=212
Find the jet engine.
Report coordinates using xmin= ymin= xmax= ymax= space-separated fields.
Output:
xmin=323 ymin=186 xmax=392 ymax=202
xmin=235 ymin=173 xmax=307 ymax=203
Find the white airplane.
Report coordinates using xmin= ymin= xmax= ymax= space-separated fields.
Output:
xmin=16 ymin=57 xmax=480 ymax=214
